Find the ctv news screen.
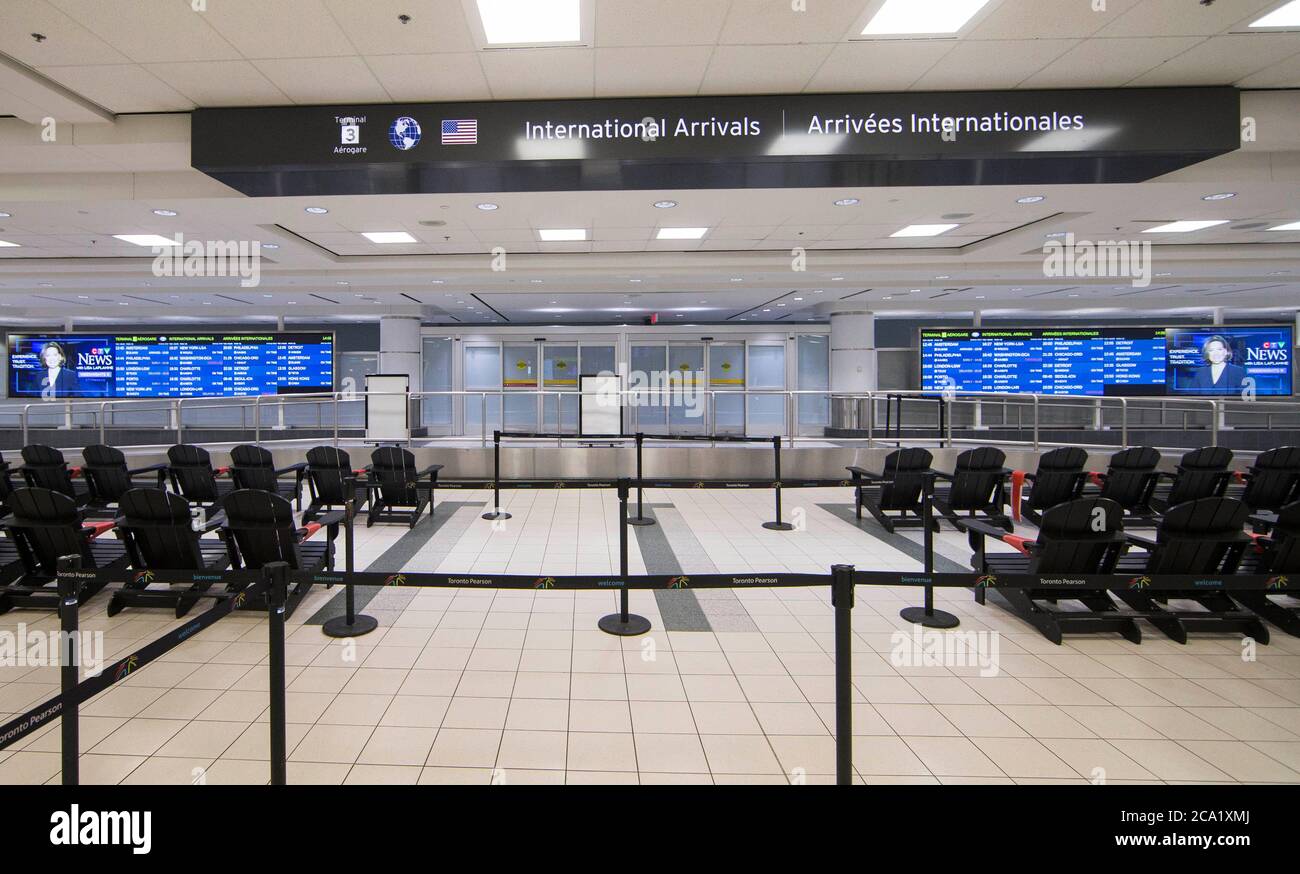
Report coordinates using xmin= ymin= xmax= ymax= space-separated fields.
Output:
xmin=920 ymin=325 xmax=1292 ymax=397
xmin=7 ymin=333 xmax=334 ymax=399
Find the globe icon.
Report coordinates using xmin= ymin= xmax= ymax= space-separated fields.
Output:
xmin=388 ymin=116 xmax=422 ymax=150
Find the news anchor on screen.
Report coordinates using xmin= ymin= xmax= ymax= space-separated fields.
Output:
xmin=24 ymin=340 xmax=82 ymax=398
xmin=1185 ymin=334 xmax=1247 ymax=394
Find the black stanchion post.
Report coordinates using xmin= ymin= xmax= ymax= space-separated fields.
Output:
xmin=598 ymin=478 xmax=651 ymax=636
xmin=762 ymin=434 xmax=794 ymax=531
xmin=900 ymin=471 xmax=959 ymax=629
xmin=57 ymin=554 xmax=80 ymax=787
xmin=265 ymin=561 xmax=290 ymax=786
xmin=627 ymin=432 xmax=654 ymax=527
xmin=482 ymin=429 xmax=512 ymax=520
xmin=323 ymin=485 xmax=377 ymax=637
xmin=831 ymin=563 xmax=855 ymax=786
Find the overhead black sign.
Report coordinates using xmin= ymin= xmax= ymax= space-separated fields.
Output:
xmin=191 ymin=87 xmax=1240 ymax=196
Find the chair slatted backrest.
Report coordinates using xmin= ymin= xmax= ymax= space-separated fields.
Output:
xmin=1241 ymin=446 xmax=1300 ymax=514
xmin=945 ymin=447 xmax=1006 ymax=511
xmin=1165 ymin=446 xmax=1233 ymax=507
xmin=168 ymin=444 xmax=223 ymax=503
xmin=1144 ymin=497 xmax=1250 ymax=575
xmin=0 ymin=452 xmax=13 ymax=507
xmin=20 ymin=444 xmax=76 ymax=498
xmin=81 ymin=444 xmax=134 ymax=504
xmin=879 ymin=447 xmax=933 ymax=510
xmin=4 ymin=487 xmax=94 ymax=575
xmin=1027 ymin=497 xmax=1127 ymax=574
xmin=1259 ymin=501 xmax=1300 ymax=574
xmin=221 ymin=490 xmax=304 ymax=570
xmin=116 ymin=488 xmax=207 ymax=570
xmin=1027 ymin=446 xmax=1089 ymax=512
xmin=230 ymin=444 xmax=279 ymax=493
xmin=306 ymin=446 xmax=353 ymax=504
xmin=371 ymin=447 xmax=422 ymax=504
xmin=1098 ymin=446 xmax=1161 ymax=512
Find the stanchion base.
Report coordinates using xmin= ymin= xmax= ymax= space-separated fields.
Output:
xmin=597 ymin=613 xmax=652 ymax=636
xmin=481 ymin=511 xmax=512 ymax=520
xmin=626 ymin=517 xmax=656 ymax=527
xmin=762 ymin=521 xmax=795 ymax=531
xmin=322 ymin=614 xmax=379 ymax=638
xmin=900 ymin=606 xmax=960 ymax=629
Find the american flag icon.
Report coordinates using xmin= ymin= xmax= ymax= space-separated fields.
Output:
xmin=441 ymin=119 xmax=478 ymax=144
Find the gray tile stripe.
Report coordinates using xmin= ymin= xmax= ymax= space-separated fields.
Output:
xmin=650 ymin=506 xmax=759 ymax=632
xmin=816 ymin=503 xmax=969 ymax=573
xmin=631 ymin=504 xmax=713 ymax=632
xmin=303 ymin=501 xmax=480 ymax=625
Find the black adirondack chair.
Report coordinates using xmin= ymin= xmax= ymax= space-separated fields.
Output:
xmin=0 ymin=487 xmax=128 ymax=613
xmin=166 ymin=444 xmax=234 ymax=517
xmin=303 ymin=446 xmax=367 ymax=524
xmin=18 ymin=444 xmax=80 ymax=500
xmin=228 ymin=444 xmax=307 ymax=510
xmin=1016 ymin=446 xmax=1089 ymax=525
xmin=847 ymin=447 xmax=937 ymax=533
xmin=365 ymin=448 xmax=441 ymax=528
xmin=961 ymin=497 xmax=1137 ymax=644
xmin=1152 ymin=446 xmax=1234 ymax=512
xmin=1239 ymin=446 xmax=1300 ymax=519
xmin=0 ymin=452 xmax=14 ymax=509
xmin=1114 ymin=497 xmax=1268 ymax=644
xmin=1234 ymin=500 xmax=1300 ymax=637
xmin=80 ymin=444 xmax=168 ymax=513
xmin=931 ymin=446 xmax=1012 ymax=533
xmin=1091 ymin=446 xmax=1162 ymax=523
xmin=110 ymin=488 xmax=232 ymax=618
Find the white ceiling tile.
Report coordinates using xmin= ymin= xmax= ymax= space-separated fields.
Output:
xmin=911 ymin=39 xmax=1080 ymax=90
xmin=252 ymin=57 xmax=391 ymax=104
xmin=1098 ymin=0 xmax=1281 ymax=37
xmin=200 ymin=0 xmax=357 ymax=59
xmin=322 ymin=0 xmax=478 ymax=54
xmin=968 ymin=0 xmax=1143 ymax=39
xmin=594 ymin=0 xmax=731 ymax=47
xmin=144 ymin=61 xmax=289 ymax=107
xmin=36 ymin=64 xmax=192 ymax=113
xmin=700 ymin=44 xmax=834 ymax=94
xmin=46 ymin=0 xmax=242 ymax=63
xmin=806 ymin=41 xmax=954 ymax=92
xmin=1237 ymin=50 xmax=1300 ymax=87
xmin=594 ymin=46 xmax=713 ymax=97
xmin=1128 ymin=33 xmax=1300 ymax=86
xmin=717 ymin=0 xmax=863 ymax=44
xmin=367 ymin=54 xmax=492 ymax=101
xmin=480 ymin=49 xmax=595 ymax=99
xmin=1020 ymin=36 xmax=1205 ymax=88
xmin=0 ymin=0 xmax=129 ymax=67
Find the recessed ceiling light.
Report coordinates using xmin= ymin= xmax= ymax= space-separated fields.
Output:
xmin=363 ymin=231 xmax=417 ymax=243
xmin=777 ymin=303 xmax=786 ymax=307
xmin=152 ymin=209 xmax=178 ymax=216
xmin=1202 ymin=192 xmax=1236 ymax=201
xmin=431 ymin=279 xmax=445 ymax=284
xmin=1045 ymin=232 xmax=1069 ymax=239
xmin=834 ymin=198 xmax=860 ymax=206
xmin=1251 ymin=1 xmax=1300 ymax=27
xmin=862 ymin=0 xmax=991 ymax=35
xmin=1156 ymin=272 xmax=1173 ymax=277
xmin=891 ymin=223 xmax=959 ymax=238
xmin=975 ymin=295 xmax=986 ymax=300
xmin=1142 ymin=220 xmax=1229 ymax=233
xmin=476 ymin=203 xmax=499 ymax=211
xmin=538 ymin=228 xmax=586 ymax=241
xmin=263 ymin=294 xmax=272 ymax=298
xmin=1267 ymin=221 xmax=1300 ymax=231
xmin=730 ymin=277 xmax=743 ymax=282
xmin=78 ymin=295 xmax=88 ymax=299
xmin=762 ymin=308 xmax=772 ymax=312
xmin=653 ymin=200 xmax=677 ymax=209
xmin=39 ymin=282 xmax=52 ymax=287
xmin=304 ymin=206 xmax=329 ymax=214
xmin=0 ymin=240 xmax=20 ymax=248
xmin=813 ymin=289 xmax=823 ymax=293
xmin=118 ymin=301 xmax=128 ymax=306
xmin=0 ymin=212 xmax=10 ymax=218
xmin=1016 ymin=196 xmax=1045 ymax=204
xmin=831 ymin=277 xmax=843 ymax=281
xmin=793 ymin=297 xmax=803 ymax=301
xmin=476 ymin=0 xmax=580 ymax=44
xmin=935 ymin=275 xmax=950 ymax=280
xmin=113 ymin=234 xmax=180 ymax=247
xmin=260 ymin=243 xmax=279 ymax=250
xmin=628 ymin=278 xmax=642 ymax=283
xmin=1068 ymin=293 xmax=1080 ymax=298
xmin=657 ymin=227 xmax=709 ymax=240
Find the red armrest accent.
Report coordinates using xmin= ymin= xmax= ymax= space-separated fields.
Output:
xmin=85 ymin=519 xmax=116 ymax=538
xmin=1246 ymin=530 xmax=1269 ymax=554
xmin=302 ymin=521 xmax=323 ymax=540
xmin=216 ymin=466 xmax=230 ymax=475
xmin=352 ymin=469 xmax=367 ymax=475
xmin=1001 ymin=533 xmax=1032 ymax=556
xmin=1087 ymin=471 xmax=1105 ymax=487
xmin=1010 ymin=470 xmax=1026 ymax=521
xmin=69 ymin=466 xmax=82 ymax=477
xmin=1233 ymin=470 xmax=1246 ymax=484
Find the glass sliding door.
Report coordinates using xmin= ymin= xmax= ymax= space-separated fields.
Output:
xmin=797 ymin=334 xmax=830 ymax=435
xmin=709 ymin=343 xmax=745 ymax=434
xmin=667 ymin=344 xmax=705 ymax=434
xmin=746 ymin=342 xmax=786 ymax=437
xmin=542 ymin=344 xmax=578 ymax=433
xmin=421 ymin=337 xmax=453 ymax=434
xmin=502 ymin=343 xmax=539 ymax=432
xmin=630 ymin=344 xmax=666 ymax=434
xmin=463 ymin=343 xmax=501 ymax=435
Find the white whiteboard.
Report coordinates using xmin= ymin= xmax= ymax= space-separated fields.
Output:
xmin=579 ymin=374 xmax=623 ymax=436
xmin=365 ymin=374 xmax=410 ymax=442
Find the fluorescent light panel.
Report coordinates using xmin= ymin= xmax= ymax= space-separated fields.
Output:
xmin=0 ymin=240 xmax=19 ymax=247
xmin=114 ymin=234 xmax=180 ymax=247
xmin=1267 ymin=221 xmax=1300 ymax=231
xmin=656 ymin=227 xmax=709 ymax=240
xmin=862 ymin=0 xmax=991 ymax=35
xmin=538 ymin=228 xmax=586 ymax=241
xmin=476 ymin=0 xmax=580 ymax=44
xmin=362 ymin=231 xmax=417 ymax=244
xmin=1141 ymin=220 xmax=1229 ymax=233
xmin=891 ymin=223 xmax=959 ymax=237
xmin=1251 ymin=1 xmax=1300 ymax=27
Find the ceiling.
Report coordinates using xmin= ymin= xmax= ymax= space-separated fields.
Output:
xmin=0 ymin=0 xmax=1298 ymax=327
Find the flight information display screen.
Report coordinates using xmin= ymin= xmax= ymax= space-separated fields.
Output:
xmin=7 ymin=333 xmax=334 ymax=399
xmin=920 ymin=325 xmax=1292 ymax=397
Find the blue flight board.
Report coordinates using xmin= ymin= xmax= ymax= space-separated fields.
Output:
xmin=8 ymin=333 xmax=334 ymax=399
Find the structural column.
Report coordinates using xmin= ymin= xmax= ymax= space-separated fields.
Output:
xmin=830 ymin=310 xmax=876 ymax=432
xmin=379 ymin=315 xmax=423 ymax=428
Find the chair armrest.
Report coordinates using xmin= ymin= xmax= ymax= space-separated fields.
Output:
xmin=1124 ymin=533 xmax=1158 ymax=549
xmin=845 ymin=465 xmax=883 ymax=480
xmin=417 ymin=465 xmax=441 ymax=478
xmin=275 ymin=462 xmax=309 ymax=476
xmin=954 ymin=518 xmax=1016 ymax=539
xmin=128 ymin=462 xmax=169 ymax=476
xmin=1087 ymin=471 xmax=1106 ymax=486
xmin=201 ymin=511 xmax=227 ymax=533
xmin=932 ymin=470 xmax=954 ymax=482
xmin=1248 ymin=512 xmax=1278 ymax=529
xmin=82 ymin=519 xmax=116 ymax=539
xmin=214 ymin=467 xmax=231 ymax=476
xmin=69 ymin=466 xmax=83 ymax=477
xmin=298 ymin=521 xmax=323 ymax=540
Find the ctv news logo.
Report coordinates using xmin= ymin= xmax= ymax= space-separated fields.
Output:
xmin=77 ymin=347 xmax=113 ymax=369
xmin=1247 ymin=342 xmax=1289 ymax=363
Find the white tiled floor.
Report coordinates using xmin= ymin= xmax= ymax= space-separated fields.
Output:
xmin=1 ymin=485 xmax=1299 ymax=785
